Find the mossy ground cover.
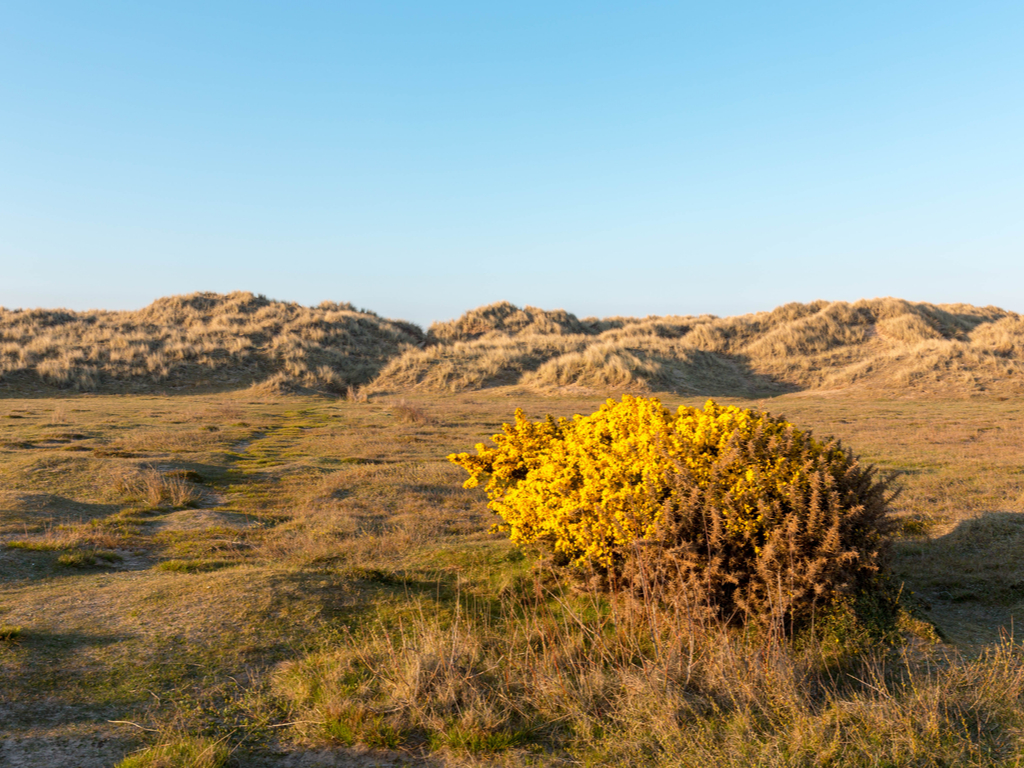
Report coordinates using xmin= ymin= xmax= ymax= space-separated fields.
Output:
xmin=1 ymin=387 xmax=1023 ymax=766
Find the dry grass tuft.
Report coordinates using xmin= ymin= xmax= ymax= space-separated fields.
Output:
xmin=114 ymin=466 xmax=204 ymax=509
xmin=388 ymin=398 xmax=433 ymax=424
xmin=5 ymin=522 xmax=126 ymax=552
xmin=345 ymin=384 xmax=369 ymax=402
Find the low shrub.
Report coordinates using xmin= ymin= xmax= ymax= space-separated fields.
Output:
xmin=449 ymin=395 xmax=896 ymax=626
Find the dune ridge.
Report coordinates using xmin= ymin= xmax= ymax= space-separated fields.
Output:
xmin=2 ymin=292 xmax=1021 ymax=396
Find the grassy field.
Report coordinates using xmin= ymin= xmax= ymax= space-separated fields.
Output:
xmin=1 ymin=385 xmax=1023 ymax=766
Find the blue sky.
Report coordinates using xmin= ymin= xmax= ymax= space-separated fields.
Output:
xmin=2 ymin=2 xmax=1022 ymax=328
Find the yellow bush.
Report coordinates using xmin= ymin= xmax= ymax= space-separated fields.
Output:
xmin=450 ymin=395 xmax=894 ymax=623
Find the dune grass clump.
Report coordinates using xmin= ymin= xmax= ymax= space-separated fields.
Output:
xmin=450 ymin=395 xmax=895 ymax=627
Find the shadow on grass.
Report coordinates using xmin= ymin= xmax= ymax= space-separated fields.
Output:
xmin=894 ymin=510 xmax=1024 ymax=646
xmin=144 ymin=460 xmax=238 ymax=485
xmin=0 ymin=493 xmax=123 ymax=529
xmin=273 ymin=563 xmax=475 ymax=623
xmin=0 ymin=629 xmax=139 ymax=717
xmin=0 ymin=566 xmax=497 ymax=764
xmin=14 ymin=627 xmax=127 ymax=653
xmin=0 ymin=548 xmax=130 ymax=584
xmin=0 ymin=734 xmax=135 ymax=768
xmin=650 ymin=349 xmax=801 ymax=399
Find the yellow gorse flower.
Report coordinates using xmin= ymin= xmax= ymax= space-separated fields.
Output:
xmin=448 ymin=395 xmax=841 ymax=568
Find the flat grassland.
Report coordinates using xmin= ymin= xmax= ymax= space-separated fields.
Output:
xmin=2 ymin=386 xmax=1024 ymax=767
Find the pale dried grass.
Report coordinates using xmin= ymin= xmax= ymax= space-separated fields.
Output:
xmin=0 ymin=291 xmax=423 ymax=393
xmin=4 ymin=524 xmax=125 ymax=552
xmin=370 ymin=298 xmax=1023 ymax=397
xmin=428 ymin=301 xmax=592 ymax=342
xmin=274 ymin=577 xmax=1024 ymax=765
xmin=368 ymin=333 xmax=590 ymax=393
xmin=387 ymin=399 xmax=433 ymax=425
xmin=113 ymin=466 xmax=204 ymax=509
xmin=7 ymin=293 xmax=1022 ymax=399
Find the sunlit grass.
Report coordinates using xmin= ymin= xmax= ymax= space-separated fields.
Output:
xmin=0 ymin=385 xmax=1022 ymax=764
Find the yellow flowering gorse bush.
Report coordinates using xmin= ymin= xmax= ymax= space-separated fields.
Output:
xmin=450 ymin=395 xmax=893 ymax=624
xmin=451 ymin=396 xmax=830 ymax=566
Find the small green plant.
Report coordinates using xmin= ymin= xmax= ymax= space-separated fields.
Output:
xmin=114 ymin=736 xmax=229 ymax=768
xmin=429 ymin=724 xmax=529 ymax=754
xmin=52 ymin=549 xmax=121 ymax=568
xmin=6 ymin=540 xmax=64 ymax=551
xmin=0 ymin=624 xmax=23 ymax=641
xmin=57 ymin=551 xmax=97 ymax=568
xmin=898 ymin=516 xmax=932 ymax=536
xmin=323 ymin=706 xmax=405 ymax=749
xmin=156 ymin=559 xmax=233 ymax=573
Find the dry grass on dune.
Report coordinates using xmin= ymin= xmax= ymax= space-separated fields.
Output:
xmin=0 ymin=291 xmax=423 ymax=393
xmin=518 ymin=340 xmax=786 ymax=397
xmin=5 ymin=292 xmax=1023 ymax=399
xmin=371 ymin=297 xmax=1024 ymax=397
xmin=427 ymin=301 xmax=598 ymax=341
xmin=366 ymin=333 xmax=592 ymax=393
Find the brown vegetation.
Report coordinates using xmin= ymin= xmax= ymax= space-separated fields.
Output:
xmin=3 ymin=293 xmax=1022 ymax=399
xmin=0 ymin=291 xmax=423 ymax=394
xmin=2 ymin=388 xmax=1024 ymax=765
xmin=371 ymin=296 xmax=1023 ymax=397
xmin=2 ymin=293 xmax=1023 ymax=764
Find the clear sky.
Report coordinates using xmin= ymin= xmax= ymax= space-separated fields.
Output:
xmin=2 ymin=2 xmax=1022 ymax=328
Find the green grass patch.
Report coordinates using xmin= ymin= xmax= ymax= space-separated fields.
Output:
xmin=6 ymin=540 xmax=67 ymax=551
xmin=55 ymin=549 xmax=123 ymax=568
xmin=57 ymin=551 xmax=96 ymax=567
xmin=156 ymin=559 xmax=236 ymax=573
xmin=428 ymin=725 xmax=530 ymax=754
xmin=3 ymin=388 xmax=1024 ymax=766
xmin=339 ymin=566 xmax=410 ymax=585
xmin=114 ymin=736 xmax=229 ymax=768
xmin=322 ymin=706 xmax=406 ymax=749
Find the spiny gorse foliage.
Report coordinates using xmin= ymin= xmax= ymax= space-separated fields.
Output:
xmin=372 ymin=297 xmax=1024 ymax=396
xmin=0 ymin=291 xmax=423 ymax=392
xmin=450 ymin=396 xmax=893 ymax=625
